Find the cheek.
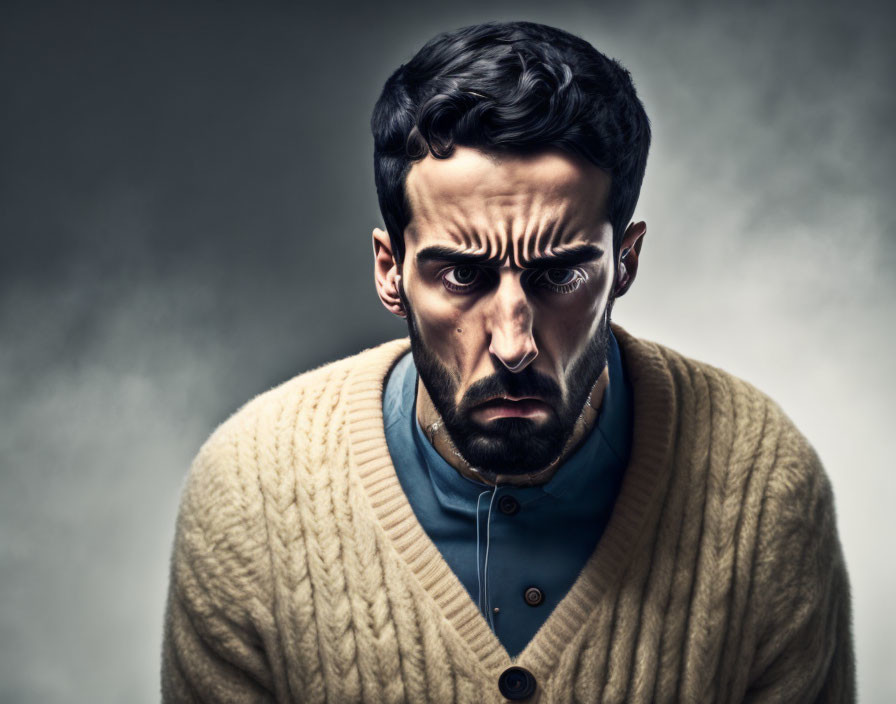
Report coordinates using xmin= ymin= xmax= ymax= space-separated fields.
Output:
xmin=408 ymin=281 xmax=479 ymax=376
xmin=537 ymin=271 xmax=612 ymax=367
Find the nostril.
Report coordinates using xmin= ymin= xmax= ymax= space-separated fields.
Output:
xmin=498 ymin=349 xmax=538 ymax=373
xmin=505 ymin=357 xmax=529 ymax=373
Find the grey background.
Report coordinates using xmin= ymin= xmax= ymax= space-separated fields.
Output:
xmin=1 ymin=0 xmax=893 ymax=701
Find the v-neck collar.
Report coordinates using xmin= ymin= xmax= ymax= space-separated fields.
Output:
xmin=345 ymin=324 xmax=677 ymax=679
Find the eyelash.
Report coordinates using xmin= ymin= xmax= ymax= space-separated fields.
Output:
xmin=440 ymin=266 xmax=586 ymax=295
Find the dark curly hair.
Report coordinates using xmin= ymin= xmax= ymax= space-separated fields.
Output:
xmin=371 ymin=20 xmax=651 ymax=266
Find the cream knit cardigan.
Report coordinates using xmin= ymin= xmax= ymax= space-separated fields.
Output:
xmin=161 ymin=326 xmax=855 ymax=703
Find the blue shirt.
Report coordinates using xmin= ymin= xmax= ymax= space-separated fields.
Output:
xmin=382 ymin=332 xmax=632 ymax=657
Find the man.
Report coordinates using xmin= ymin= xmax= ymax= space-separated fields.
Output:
xmin=161 ymin=21 xmax=855 ymax=703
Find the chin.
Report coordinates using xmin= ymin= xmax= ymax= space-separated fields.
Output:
xmin=456 ymin=418 xmax=567 ymax=474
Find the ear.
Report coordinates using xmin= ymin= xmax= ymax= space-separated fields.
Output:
xmin=614 ymin=221 xmax=646 ymax=297
xmin=372 ymin=227 xmax=406 ymax=318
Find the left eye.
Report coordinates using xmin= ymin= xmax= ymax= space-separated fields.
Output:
xmin=533 ymin=267 xmax=585 ymax=293
xmin=542 ymin=268 xmax=576 ymax=286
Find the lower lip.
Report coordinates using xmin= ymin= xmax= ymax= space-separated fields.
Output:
xmin=473 ymin=400 xmax=550 ymax=422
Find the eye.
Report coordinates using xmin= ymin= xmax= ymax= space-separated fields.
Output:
xmin=544 ymin=268 xmax=576 ymax=286
xmin=533 ymin=267 xmax=586 ymax=294
xmin=442 ymin=265 xmax=484 ymax=292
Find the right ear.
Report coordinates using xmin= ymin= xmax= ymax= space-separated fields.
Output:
xmin=372 ymin=227 xmax=406 ymax=318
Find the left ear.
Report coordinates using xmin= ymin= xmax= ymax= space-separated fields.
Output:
xmin=614 ymin=221 xmax=647 ymax=297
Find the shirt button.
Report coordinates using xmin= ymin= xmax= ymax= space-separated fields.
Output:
xmin=498 ymin=666 xmax=537 ymax=700
xmin=498 ymin=495 xmax=520 ymax=515
xmin=523 ymin=586 xmax=544 ymax=607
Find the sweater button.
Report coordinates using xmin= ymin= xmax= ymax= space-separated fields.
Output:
xmin=498 ymin=495 xmax=520 ymax=515
xmin=498 ymin=666 xmax=537 ymax=700
xmin=523 ymin=586 xmax=544 ymax=606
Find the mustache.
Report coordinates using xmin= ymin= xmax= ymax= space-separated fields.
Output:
xmin=459 ymin=367 xmax=561 ymax=410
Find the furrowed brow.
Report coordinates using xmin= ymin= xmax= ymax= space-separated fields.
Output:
xmin=414 ymin=243 xmax=604 ymax=269
xmin=522 ymin=244 xmax=604 ymax=269
xmin=415 ymin=246 xmax=503 ymax=268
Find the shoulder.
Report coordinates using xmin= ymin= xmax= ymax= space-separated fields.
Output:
xmin=196 ymin=337 xmax=409 ymax=465
xmin=613 ymin=325 xmax=827 ymax=524
xmin=176 ymin=338 xmax=410 ymax=551
xmin=614 ymin=328 xmax=848 ymax=612
xmin=615 ymin=325 xmax=813 ymax=460
xmin=671 ymin=343 xmax=817 ymax=469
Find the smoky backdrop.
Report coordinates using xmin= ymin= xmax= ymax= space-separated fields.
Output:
xmin=1 ymin=1 xmax=893 ymax=701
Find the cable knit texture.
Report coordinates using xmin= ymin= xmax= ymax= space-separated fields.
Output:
xmin=161 ymin=326 xmax=855 ymax=703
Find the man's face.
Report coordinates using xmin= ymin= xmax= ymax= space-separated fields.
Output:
xmin=397 ymin=146 xmax=618 ymax=476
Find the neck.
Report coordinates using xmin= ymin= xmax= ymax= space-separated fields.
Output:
xmin=415 ymin=367 xmax=609 ymax=488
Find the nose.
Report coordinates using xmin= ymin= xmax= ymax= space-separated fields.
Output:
xmin=487 ymin=272 xmax=538 ymax=373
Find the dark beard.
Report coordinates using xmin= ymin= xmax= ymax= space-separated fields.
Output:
xmin=399 ymin=283 xmax=612 ymax=476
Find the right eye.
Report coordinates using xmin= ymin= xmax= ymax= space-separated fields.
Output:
xmin=442 ymin=266 xmax=483 ymax=292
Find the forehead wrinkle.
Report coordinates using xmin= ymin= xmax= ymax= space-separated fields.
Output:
xmin=515 ymin=228 xmax=528 ymax=270
xmin=528 ymin=209 xmax=590 ymax=267
xmin=475 ymin=210 xmax=503 ymax=260
xmin=429 ymin=220 xmax=508 ymax=262
xmin=546 ymin=219 xmax=566 ymax=253
xmin=484 ymin=206 xmax=501 ymax=267
xmin=498 ymin=209 xmax=513 ymax=265
xmin=459 ymin=229 xmax=499 ymax=260
xmin=520 ymin=215 xmax=541 ymax=268
xmin=534 ymin=215 xmax=548 ymax=262
xmin=457 ymin=220 xmax=472 ymax=250
xmin=520 ymin=203 xmax=543 ymax=267
xmin=490 ymin=194 xmax=522 ymax=263
xmin=473 ymin=197 xmax=516 ymax=267
xmin=533 ymin=212 xmax=557 ymax=266
xmin=405 ymin=147 xmax=611 ymax=247
xmin=412 ymin=175 xmax=602 ymax=268
xmin=519 ymin=193 xmax=555 ymax=267
xmin=497 ymin=225 xmax=509 ymax=264
xmin=508 ymin=206 xmax=569 ymax=268
xmin=437 ymin=205 xmax=478 ymax=252
xmin=520 ymin=193 xmax=542 ymax=263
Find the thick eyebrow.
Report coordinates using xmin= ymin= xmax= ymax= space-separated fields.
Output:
xmin=415 ymin=245 xmax=503 ymax=268
xmin=524 ymin=244 xmax=604 ymax=268
xmin=415 ymin=243 xmax=604 ymax=269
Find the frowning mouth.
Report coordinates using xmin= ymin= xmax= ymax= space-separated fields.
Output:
xmin=472 ymin=396 xmax=551 ymax=420
xmin=476 ymin=395 xmax=545 ymax=407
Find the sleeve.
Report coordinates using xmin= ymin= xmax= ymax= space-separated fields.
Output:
xmin=161 ymin=428 xmax=276 ymax=703
xmin=742 ymin=434 xmax=856 ymax=703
